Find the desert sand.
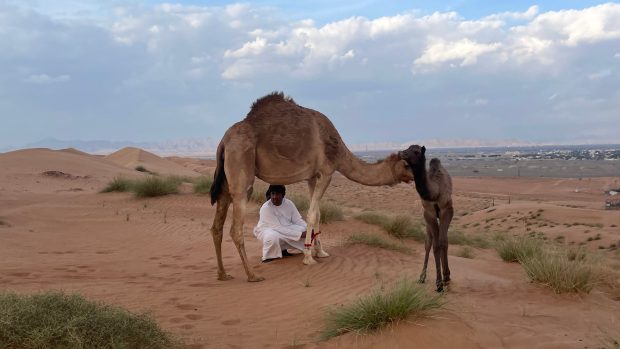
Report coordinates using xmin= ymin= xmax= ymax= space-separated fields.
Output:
xmin=0 ymin=147 xmax=619 ymax=348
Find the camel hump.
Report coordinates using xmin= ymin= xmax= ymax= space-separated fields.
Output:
xmin=248 ymin=91 xmax=296 ymax=116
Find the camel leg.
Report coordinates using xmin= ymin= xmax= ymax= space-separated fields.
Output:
xmin=438 ymin=203 xmax=454 ymax=285
xmin=423 ymin=207 xmax=443 ymax=292
xmin=419 ymin=223 xmax=433 ymax=284
xmin=210 ymin=185 xmax=233 ymax=281
xmin=224 ymin=149 xmax=263 ymax=282
xmin=307 ymin=175 xmax=331 ymax=259
xmin=303 ymin=173 xmax=331 ymax=264
xmin=229 ymin=193 xmax=264 ymax=282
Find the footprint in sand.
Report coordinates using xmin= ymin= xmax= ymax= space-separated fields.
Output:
xmin=185 ymin=314 xmax=203 ymax=320
xmin=221 ymin=319 xmax=241 ymax=326
xmin=180 ymin=324 xmax=194 ymax=330
xmin=188 ymin=283 xmax=210 ymax=287
xmin=169 ymin=318 xmax=185 ymax=324
xmin=176 ymin=304 xmax=197 ymax=311
xmin=9 ymin=272 xmax=30 ymax=277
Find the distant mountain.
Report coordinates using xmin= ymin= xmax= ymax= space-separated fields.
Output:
xmin=3 ymin=138 xmax=219 ymax=157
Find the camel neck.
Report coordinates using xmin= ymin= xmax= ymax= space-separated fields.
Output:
xmin=412 ymin=163 xmax=432 ymax=201
xmin=337 ymin=147 xmax=398 ymax=186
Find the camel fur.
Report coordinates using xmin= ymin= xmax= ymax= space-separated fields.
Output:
xmin=210 ymin=92 xmax=414 ymax=282
xmin=399 ymin=145 xmax=454 ymax=292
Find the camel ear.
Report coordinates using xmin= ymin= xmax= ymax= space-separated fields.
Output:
xmin=421 ymin=146 xmax=426 ymax=154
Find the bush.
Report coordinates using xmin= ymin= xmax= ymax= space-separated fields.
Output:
xmin=450 ymin=230 xmax=490 ymax=248
xmin=521 ymin=248 xmax=597 ymax=293
xmin=347 ymin=233 xmax=412 ymax=254
xmin=0 ymin=291 xmax=180 ymax=349
xmin=132 ymin=176 xmax=179 ymax=198
xmin=193 ymin=176 xmax=213 ymax=195
xmin=355 ymin=212 xmax=424 ymax=241
xmin=495 ymin=235 xmax=543 ymax=263
xmin=321 ymin=278 xmax=443 ymax=340
xmin=456 ymin=246 xmax=475 ymax=259
xmin=100 ymin=177 xmax=134 ymax=193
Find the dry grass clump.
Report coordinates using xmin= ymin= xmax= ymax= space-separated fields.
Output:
xmin=521 ymin=247 xmax=597 ymax=294
xmin=355 ymin=212 xmax=425 ymax=241
xmin=456 ymin=246 xmax=475 ymax=259
xmin=347 ymin=233 xmax=412 ymax=254
xmin=132 ymin=176 xmax=180 ymax=198
xmin=450 ymin=230 xmax=490 ymax=248
xmin=320 ymin=278 xmax=443 ymax=340
xmin=193 ymin=176 xmax=213 ymax=195
xmin=288 ymin=195 xmax=344 ymax=224
xmin=495 ymin=235 xmax=543 ymax=263
xmin=0 ymin=291 xmax=181 ymax=349
xmin=101 ymin=177 xmax=135 ymax=193
xmin=496 ymin=235 xmax=600 ymax=293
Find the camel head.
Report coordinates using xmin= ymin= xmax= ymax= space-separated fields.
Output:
xmin=383 ymin=153 xmax=413 ymax=183
xmin=399 ymin=144 xmax=426 ymax=167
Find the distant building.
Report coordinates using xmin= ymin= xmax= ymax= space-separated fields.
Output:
xmin=605 ymin=198 xmax=620 ymax=210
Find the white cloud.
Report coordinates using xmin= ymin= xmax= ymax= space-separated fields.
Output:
xmin=414 ymin=38 xmax=501 ymax=68
xmin=587 ymin=69 xmax=611 ymax=80
xmin=24 ymin=74 xmax=70 ymax=84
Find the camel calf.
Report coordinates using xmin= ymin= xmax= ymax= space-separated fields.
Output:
xmin=399 ymin=145 xmax=453 ymax=292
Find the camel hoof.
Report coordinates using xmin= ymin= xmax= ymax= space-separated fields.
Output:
xmin=418 ymin=274 xmax=427 ymax=284
xmin=303 ymin=255 xmax=317 ymax=265
xmin=315 ymin=250 xmax=330 ymax=258
xmin=218 ymin=273 xmax=234 ymax=281
xmin=436 ymin=280 xmax=444 ymax=292
xmin=248 ymin=275 xmax=265 ymax=282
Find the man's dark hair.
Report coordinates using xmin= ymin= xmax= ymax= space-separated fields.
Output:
xmin=265 ymin=184 xmax=286 ymax=199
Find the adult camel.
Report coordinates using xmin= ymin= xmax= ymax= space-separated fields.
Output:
xmin=209 ymin=92 xmax=414 ymax=282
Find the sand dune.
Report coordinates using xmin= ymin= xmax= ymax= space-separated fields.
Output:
xmin=0 ymin=149 xmax=619 ymax=348
xmin=105 ymin=147 xmax=200 ymax=177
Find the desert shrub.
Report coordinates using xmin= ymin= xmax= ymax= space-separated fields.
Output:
xmin=135 ymin=165 xmax=147 ymax=172
xmin=318 ymin=201 xmax=344 ymax=224
xmin=356 ymin=212 xmax=424 ymax=241
xmin=347 ymin=233 xmax=412 ymax=254
xmin=521 ymin=248 xmax=597 ymax=293
xmin=356 ymin=212 xmax=390 ymax=227
xmin=320 ymin=278 xmax=443 ymax=340
xmin=193 ymin=176 xmax=213 ymax=195
xmin=132 ymin=176 xmax=179 ymax=198
xmin=101 ymin=177 xmax=134 ymax=193
xmin=250 ymin=184 xmax=268 ymax=204
xmin=450 ymin=230 xmax=490 ymax=248
xmin=287 ymin=195 xmax=343 ymax=224
xmin=495 ymin=235 xmax=543 ymax=263
xmin=456 ymin=246 xmax=475 ymax=259
xmin=0 ymin=291 xmax=180 ymax=349
xmin=385 ymin=215 xmax=425 ymax=241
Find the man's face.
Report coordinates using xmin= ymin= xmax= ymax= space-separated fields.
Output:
xmin=270 ymin=191 xmax=284 ymax=206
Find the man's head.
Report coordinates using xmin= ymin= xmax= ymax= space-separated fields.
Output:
xmin=266 ymin=184 xmax=286 ymax=206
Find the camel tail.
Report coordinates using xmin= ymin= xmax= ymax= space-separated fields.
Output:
xmin=210 ymin=144 xmax=226 ymax=205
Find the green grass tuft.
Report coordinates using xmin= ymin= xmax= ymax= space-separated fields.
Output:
xmin=521 ymin=247 xmax=597 ymax=293
xmin=100 ymin=177 xmax=135 ymax=193
xmin=132 ymin=176 xmax=180 ymax=198
xmin=320 ymin=278 xmax=443 ymax=340
xmin=495 ymin=235 xmax=543 ymax=263
xmin=450 ymin=230 xmax=490 ymax=248
xmin=0 ymin=291 xmax=181 ymax=349
xmin=456 ymin=246 xmax=475 ymax=259
xmin=347 ymin=233 xmax=412 ymax=254
xmin=355 ymin=212 xmax=425 ymax=241
xmin=193 ymin=176 xmax=213 ymax=195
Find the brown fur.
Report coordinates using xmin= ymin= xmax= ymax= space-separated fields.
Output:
xmin=209 ymin=92 xmax=414 ymax=282
xmin=399 ymin=145 xmax=454 ymax=292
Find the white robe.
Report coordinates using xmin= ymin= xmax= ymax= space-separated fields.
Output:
xmin=253 ymin=198 xmax=307 ymax=260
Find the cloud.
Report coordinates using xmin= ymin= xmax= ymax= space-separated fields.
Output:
xmin=0 ymin=2 xmax=619 ymax=148
xmin=24 ymin=74 xmax=71 ymax=84
xmin=413 ymin=38 xmax=501 ymax=69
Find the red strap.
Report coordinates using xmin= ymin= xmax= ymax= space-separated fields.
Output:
xmin=304 ymin=230 xmax=322 ymax=248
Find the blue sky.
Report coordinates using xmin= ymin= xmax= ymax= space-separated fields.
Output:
xmin=1 ymin=1 xmax=619 ymax=150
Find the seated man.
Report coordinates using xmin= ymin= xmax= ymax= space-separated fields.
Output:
xmin=253 ymin=184 xmax=306 ymax=263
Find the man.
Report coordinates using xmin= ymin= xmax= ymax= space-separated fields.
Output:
xmin=253 ymin=184 xmax=307 ymax=263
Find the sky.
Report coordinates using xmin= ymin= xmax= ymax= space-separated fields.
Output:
xmin=1 ymin=0 xmax=619 ymax=150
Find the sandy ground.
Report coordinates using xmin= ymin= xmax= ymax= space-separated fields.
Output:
xmin=1 ymin=148 xmax=619 ymax=349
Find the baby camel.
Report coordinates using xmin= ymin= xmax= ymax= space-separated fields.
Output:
xmin=399 ymin=145 xmax=454 ymax=292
